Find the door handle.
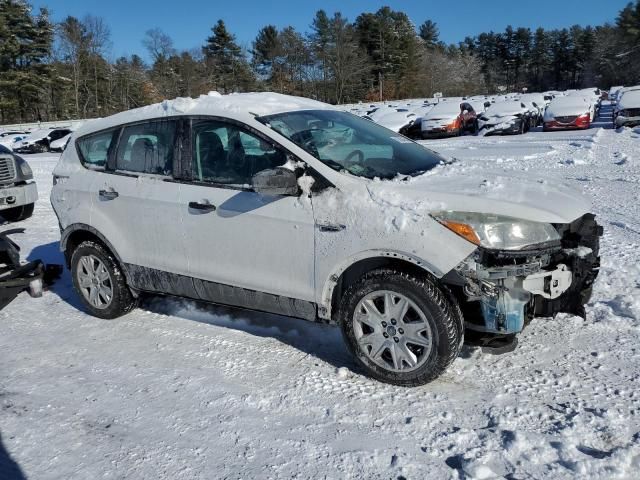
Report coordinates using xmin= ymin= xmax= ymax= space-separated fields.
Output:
xmin=188 ymin=201 xmax=217 ymax=212
xmin=317 ymin=223 xmax=346 ymax=232
xmin=98 ymin=189 xmax=119 ymax=200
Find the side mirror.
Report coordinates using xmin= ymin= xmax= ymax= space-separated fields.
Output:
xmin=252 ymin=167 xmax=299 ymax=196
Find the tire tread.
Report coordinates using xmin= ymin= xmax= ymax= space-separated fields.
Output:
xmin=339 ymin=268 xmax=463 ymax=386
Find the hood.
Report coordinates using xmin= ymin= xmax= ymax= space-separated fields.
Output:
xmin=546 ymin=101 xmax=589 ymax=119
xmin=373 ymin=168 xmax=591 ymax=224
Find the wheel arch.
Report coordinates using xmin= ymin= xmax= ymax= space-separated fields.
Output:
xmin=62 ymin=224 xmax=124 ymax=269
xmin=62 ymin=223 xmax=137 ymax=295
xmin=320 ymin=250 xmax=445 ymax=322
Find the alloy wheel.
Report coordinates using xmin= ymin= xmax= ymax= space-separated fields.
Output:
xmin=353 ymin=290 xmax=434 ymax=372
xmin=76 ymin=254 xmax=113 ymax=309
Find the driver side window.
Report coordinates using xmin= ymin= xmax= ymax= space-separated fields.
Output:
xmin=192 ymin=119 xmax=287 ymax=187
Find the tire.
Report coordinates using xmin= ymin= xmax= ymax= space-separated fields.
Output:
xmin=338 ymin=268 xmax=463 ymax=386
xmin=1 ymin=203 xmax=34 ymax=222
xmin=70 ymin=240 xmax=137 ymax=319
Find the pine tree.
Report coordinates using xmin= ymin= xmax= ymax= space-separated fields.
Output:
xmin=0 ymin=0 xmax=53 ymax=122
xmin=252 ymin=25 xmax=280 ymax=81
xmin=203 ymin=19 xmax=254 ymax=93
xmin=418 ymin=20 xmax=439 ymax=48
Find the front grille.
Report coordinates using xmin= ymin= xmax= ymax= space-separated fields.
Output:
xmin=0 ymin=156 xmax=17 ymax=185
xmin=625 ymin=108 xmax=640 ymax=117
xmin=554 ymin=115 xmax=578 ymax=124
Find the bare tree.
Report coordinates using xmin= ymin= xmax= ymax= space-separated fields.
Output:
xmin=143 ymin=28 xmax=176 ymax=63
xmin=57 ymin=16 xmax=89 ymax=116
xmin=84 ymin=15 xmax=111 ymax=113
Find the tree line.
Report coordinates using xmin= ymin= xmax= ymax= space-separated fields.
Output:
xmin=1 ymin=0 xmax=639 ymax=124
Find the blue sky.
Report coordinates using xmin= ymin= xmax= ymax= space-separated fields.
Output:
xmin=32 ymin=0 xmax=630 ymax=61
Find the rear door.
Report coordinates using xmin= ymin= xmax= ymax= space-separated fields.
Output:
xmin=179 ymin=117 xmax=316 ymax=303
xmin=89 ymin=119 xmax=189 ymax=277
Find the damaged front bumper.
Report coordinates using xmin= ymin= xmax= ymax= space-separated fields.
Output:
xmin=447 ymin=214 xmax=602 ymax=340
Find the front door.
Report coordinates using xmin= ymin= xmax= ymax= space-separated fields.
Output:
xmin=179 ymin=118 xmax=316 ymax=305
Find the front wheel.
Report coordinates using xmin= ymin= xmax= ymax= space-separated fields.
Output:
xmin=1 ymin=203 xmax=34 ymax=222
xmin=71 ymin=240 xmax=137 ymax=319
xmin=339 ymin=269 xmax=463 ymax=386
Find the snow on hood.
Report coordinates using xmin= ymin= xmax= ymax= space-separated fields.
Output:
xmin=354 ymin=164 xmax=591 ymax=225
xmin=372 ymin=110 xmax=416 ymax=132
xmin=423 ymin=102 xmax=462 ymax=120
xmin=75 ymin=92 xmax=333 ymax=137
xmin=483 ymin=101 xmax=526 ymax=118
xmin=20 ymin=129 xmax=52 ymax=143
xmin=409 ymin=167 xmax=590 ymax=223
xmin=618 ymin=90 xmax=640 ymax=110
xmin=546 ymin=97 xmax=590 ymax=118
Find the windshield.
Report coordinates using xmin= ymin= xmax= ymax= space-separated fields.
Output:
xmin=257 ymin=109 xmax=445 ymax=179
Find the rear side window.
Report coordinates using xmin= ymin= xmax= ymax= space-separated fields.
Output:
xmin=77 ymin=129 xmax=117 ymax=169
xmin=116 ymin=120 xmax=177 ymax=175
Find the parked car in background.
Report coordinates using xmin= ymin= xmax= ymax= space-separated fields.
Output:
xmin=368 ymin=108 xmax=418 ymax=133
xmin=614 ymin=89 xmax=640 ymax=128
xmin=518 ymin=93 xmax=546 ymax=127
xmin=0 ymin=131 xmax=29 ymax=151
xmin=566 ymin=89 xmax=599 ymax=121
xmin=543 ymin=96 xmax=592 ymax=131
xmin=50 ymin=92 xmax=602 ymax=386
xmin=14 ymin=128 xmax=72 ymax=153
xmin=613 ymin=85 xmax=640 ymax=125
xmin=542 ymin=91 xmax=563 ymax=105
xmin=609 ymin=86 xmax=624 ymax=105
xmin=0 ymin=144 xmax=38 ymax=222
xmin=406 ymin=101 xmax=476 ymax=139
xmin=478 ymin=101 xmax=533 ymax=135
xmin=50 ymin=133 xmax=73 ymax=152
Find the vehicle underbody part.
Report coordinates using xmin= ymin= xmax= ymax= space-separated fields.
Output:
xmin=0 ymin=229 xmax=62 ymax=310
xmin=446 ymin=214 xmax=602 ymax=341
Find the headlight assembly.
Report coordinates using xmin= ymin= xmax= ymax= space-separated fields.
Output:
xmin=433 ymin=211 xmax=561 ymax=251
xmin=19 ymin=161 xmax=33 ymax=179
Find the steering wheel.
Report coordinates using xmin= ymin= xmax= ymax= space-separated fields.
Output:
xmin=343 ymin=149 xmax=365 ymax=165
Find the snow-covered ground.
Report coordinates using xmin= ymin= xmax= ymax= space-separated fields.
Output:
xmin=1 ymin=104 xmax=639 ymax=479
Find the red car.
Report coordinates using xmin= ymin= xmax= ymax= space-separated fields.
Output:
xmin=543 ymin=96 xmax=592 ymax=131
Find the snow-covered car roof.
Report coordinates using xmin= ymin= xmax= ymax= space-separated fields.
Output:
xmin=565 ymin=90 xmax=596 ymax=103
xmin=21 ymin=128 xmax=54 ymax=141
xmin=371 ymin=110 xmax=417 ymax=132
xmin=75 ymin=92 xmax=333 ymax=137
xmin=518 ymin=93 xmax=545 ymax=105
xmin=483 ymin=101 xmax=527 ymax=117
xmin=423 ymin=101 xmax=462 ymax=119
xmin=618 ymin=90 xmax=640 ymax=109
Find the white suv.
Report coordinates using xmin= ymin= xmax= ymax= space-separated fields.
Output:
xmin=51 ymin=93 xmax=601 ymax=386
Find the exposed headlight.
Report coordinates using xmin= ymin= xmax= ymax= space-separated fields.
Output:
xmin=19 ymin=161 xmax=33 ymax=178
xmin=432 ymin=211 xmax=561 ymax=250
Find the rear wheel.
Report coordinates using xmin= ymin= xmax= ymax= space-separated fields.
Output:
xmin=71 ymin=240 xmax=137 ymax=319
xmin=1 ymin=203 xmax=34 ymax=222
xmin=339 ymin=269 xmax=462 ymax=386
